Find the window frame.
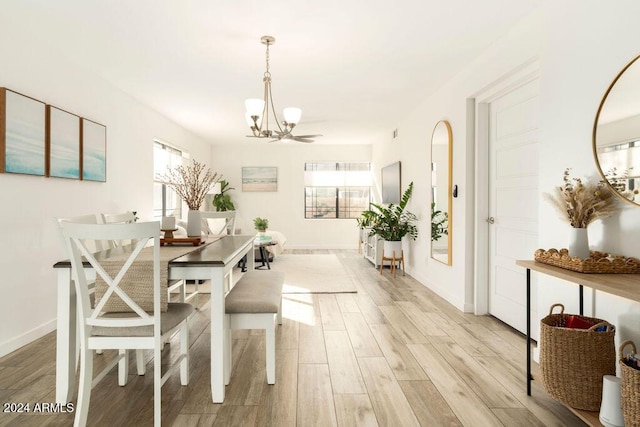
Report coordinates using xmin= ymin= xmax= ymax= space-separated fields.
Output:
xmin=153 ymin=141 xmax=184 ymax=220
xmin=303 ymin=162 xmax=371 ymax=220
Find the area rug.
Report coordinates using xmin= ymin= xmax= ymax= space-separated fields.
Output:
xmin=184 ymin=254 xmax=358 ymax=294
xmin=269 ymin=254 xmax=358 ymax=294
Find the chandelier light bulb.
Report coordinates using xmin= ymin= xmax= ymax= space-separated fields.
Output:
xmin=245 ymin=98 xmax=265 ymax=117
xmin=283 ymin=107 xmax=302 ymax=124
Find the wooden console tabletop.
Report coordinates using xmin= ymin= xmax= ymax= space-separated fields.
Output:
xmin=516 ymin=260 xmax=640 ymax=426
xmin=516 ymin=260 xmax=640 ymax=303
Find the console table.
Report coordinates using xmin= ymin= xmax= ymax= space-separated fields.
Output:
xmin=516 ymin=260 xmax=640 ymax=425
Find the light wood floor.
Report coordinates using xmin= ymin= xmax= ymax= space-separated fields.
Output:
xmin=0 ymin=250 xmax=586 ymax=426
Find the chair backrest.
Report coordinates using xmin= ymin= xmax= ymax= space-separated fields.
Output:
xmin=60 ymin=221 xmax=161 ymax=335
xmin=101 ymin=211 xmax=136 ymax=225
xmin=56 ymin=214 xmax=109 ymax=253
xmin=201 ymin=211 xmax=236 ymax=235
xmin=101 ymin=211 xmax=136 ymax=248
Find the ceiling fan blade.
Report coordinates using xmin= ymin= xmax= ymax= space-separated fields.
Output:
xmin=291 ymin=137 xmax=315 ymax=143
xmin=293 ymin=134 xmax=323 ymax=138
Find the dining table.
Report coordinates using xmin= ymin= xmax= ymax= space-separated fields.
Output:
xmin=53 ymin=234 xmax=256 ymax=404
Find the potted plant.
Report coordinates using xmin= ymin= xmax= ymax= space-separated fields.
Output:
xmin=158 ymin=159 xmax=221 ymax=237
xmin=253 ymin=217 xmax=269 ymax=235
xmin=356 ymin=210 xmax=375 ymax=230
xmin=356 ymin=208 xmax=376 ymax=250
xmin=361 ymin=182 xmax=418 ymax=255
xmin=212 ymin=180 xmax=235 ymax=212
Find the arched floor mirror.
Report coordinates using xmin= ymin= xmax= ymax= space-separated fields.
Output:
xmin=430 ymin=120 xmax=452 ymax=265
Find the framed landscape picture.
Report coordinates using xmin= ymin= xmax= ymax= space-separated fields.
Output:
xmin=81 ymin=118 xmax=106 ymax=182
xmin=47 ymin=106 xmax=80 ymax=179
xmin=242 ymin=166 xmax=277 ymax=192
xmin=0 ymin=88 xmax=46 ymax=176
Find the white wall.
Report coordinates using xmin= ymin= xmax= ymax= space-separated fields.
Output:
xmin=210 ymin=143 xmax=371 ymax=248
xmin=372 ymin=7 xmax=543 ymax=311
xmin=0 ymin=16 xmax=212 ymax=356
xmin=376 ymin=0 xmax=640 ymax=352
xmin=537 ymin=0 xmax=640 ymax=353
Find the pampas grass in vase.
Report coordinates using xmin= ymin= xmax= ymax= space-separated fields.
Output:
xmin=544 ymin=168 xmax=622 ymax=259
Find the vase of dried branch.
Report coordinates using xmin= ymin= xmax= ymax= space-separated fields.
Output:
xmin=157 ymin=159 xmax=221 ymax=239
xmin=568 ymin=227 xmax=590 ymax=259
xmin=187 ymin=210 xmax=202 ymax=237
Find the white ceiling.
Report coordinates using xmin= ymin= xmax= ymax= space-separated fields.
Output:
xmin=12 ymin=1 xmax=539 ymax=146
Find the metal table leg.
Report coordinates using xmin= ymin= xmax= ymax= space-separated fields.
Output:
xmin=579 ymin=285 xmax=584 ymax=315
xmin=527 ymin=268 xmax=532 ymax=396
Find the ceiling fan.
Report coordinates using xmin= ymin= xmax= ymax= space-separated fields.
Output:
xmin=245 ymin=35 xmax=322 ymax=143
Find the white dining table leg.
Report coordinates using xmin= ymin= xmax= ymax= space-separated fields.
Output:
xmin=56 ymin=268 xmax=75 ymax=404
xmin=210 ymin=267 xmax=226 ymax=403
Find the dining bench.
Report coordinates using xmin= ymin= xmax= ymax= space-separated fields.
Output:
xmin=224 ymin=270 xmax=284 ymax=385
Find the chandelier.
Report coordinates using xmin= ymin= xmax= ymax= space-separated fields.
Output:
xmin=245 ymin=35 xmax=321 ymax=143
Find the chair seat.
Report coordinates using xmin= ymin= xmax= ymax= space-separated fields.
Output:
xmin=92 ymin=303 xmax=194 ymax=337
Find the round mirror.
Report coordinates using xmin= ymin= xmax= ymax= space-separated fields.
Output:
xmin=593 ymin=53 xmax=640 ymax=206
xmin=430 ymin=120 xmax=452 ymax=265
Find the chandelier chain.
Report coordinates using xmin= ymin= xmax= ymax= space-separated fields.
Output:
xmin=264 ymin=42 xmax=271 ymax=78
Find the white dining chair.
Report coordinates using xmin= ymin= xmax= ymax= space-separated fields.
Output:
xmin=56 ymin=214 xmax=111 ymax=357
xmin=57 ymin=214 xmax=108 ymax=252
xmin=100 ymin=211 xmax=136 ymax=248
xmin=60 ymin=221 xmax=192 ymax=427
xmin=201 ymin=210 xmax=237 ymax=236
xmin=103 ymin=211 xmax=183 ymax=305
xmin=101 ymin=211 xmax=189 ymax=310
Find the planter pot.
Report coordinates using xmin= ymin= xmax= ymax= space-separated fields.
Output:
xmin=257 ymin=229 xmax=266 ymax=236
xmin=187 ymin=210 xmax=202 ymax=237
xmin=568 ymin=227 xmax=590 ymax=259
xmin=383 ymin=240 xmax=403 ymax=257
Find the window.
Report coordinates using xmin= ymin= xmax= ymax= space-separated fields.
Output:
xmin=304 ymin=162 xmax=371 ymax=219
xmin=153 ymin=141 xmax=184 ymax=220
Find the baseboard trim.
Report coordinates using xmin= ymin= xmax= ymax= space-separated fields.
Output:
xmin=0 ymin=319 xmax=56 ymax=358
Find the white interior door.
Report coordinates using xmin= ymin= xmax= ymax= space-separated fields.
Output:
xmin=488 ymin=79 xmax=539 ymax=335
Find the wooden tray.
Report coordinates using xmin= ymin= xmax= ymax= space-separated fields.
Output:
xmin=160 ymin=237 xmax=205 ymax=246
xmin=534 ymin=248 xmax=640 ymax=274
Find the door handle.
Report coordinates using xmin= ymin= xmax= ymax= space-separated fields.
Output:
xmin=487 ymin=217 xmax=495 ymax=224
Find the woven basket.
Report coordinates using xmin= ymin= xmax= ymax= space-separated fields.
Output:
xmin=620 ymin=340 xmax=640 ymax=426
xmin=534 ymin=248 xmax=640 ymax=274
xmin=539 ymin=303 xmax=616 ymax=411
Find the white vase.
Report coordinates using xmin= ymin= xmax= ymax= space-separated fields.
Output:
xmin=383 ymin=240 xmax=403 ymax=258
xmin=187 ymin=210 xmax=202 ymax=237
xmin=568 ymin=227 xmax=590 ymax=259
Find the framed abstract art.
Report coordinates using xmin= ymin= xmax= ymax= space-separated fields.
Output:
xmin=0 ymin=88 xmax=46 ymax=176
xmin=242 ymin=166 xmax=277 ymax=192
xmin=81 ymin=118 xmax=106 ymax=182
xmin=47 ymin=106 xmax=80 ymax=179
